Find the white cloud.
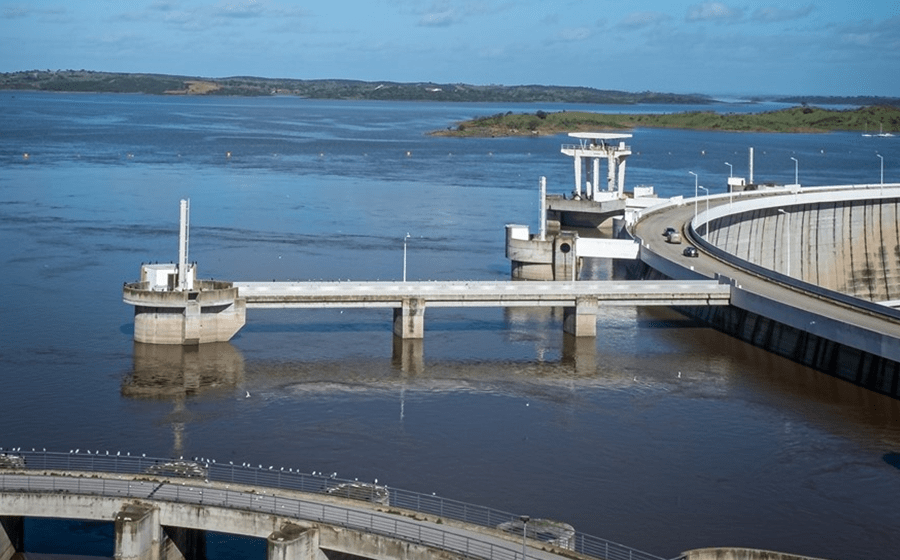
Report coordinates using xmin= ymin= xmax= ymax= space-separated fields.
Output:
xmin=751 ymin=4 xmax=814 ymax=23
xmin=620 ymin=11 xmax=671 ymax=29
xmin=216 ymin=0 xmax=266 ymax=19
xmin=2 ymin=5 xmax=69 ymax=21
xmin=419 ymin=9 xmax=459 ymax=27
xmin=557 ymin=26 xmax=592 ymax=41
xmin=686 ymin=2 xmax=742 ymax=23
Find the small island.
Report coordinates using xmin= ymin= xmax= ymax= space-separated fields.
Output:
xmin=435 ymin=105 xmax=900 ymax=136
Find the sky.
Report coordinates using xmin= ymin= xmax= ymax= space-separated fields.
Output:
xmin=1 ymin=0 xmax=898 ymax=97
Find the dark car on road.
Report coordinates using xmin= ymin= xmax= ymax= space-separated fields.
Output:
xmin=683 ymin=246 xmax=699 ymax=257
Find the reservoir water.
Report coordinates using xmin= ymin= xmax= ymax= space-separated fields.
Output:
xmin=1 ymin=92 xmax=900 ymax=560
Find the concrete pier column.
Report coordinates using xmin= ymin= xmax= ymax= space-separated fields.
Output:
xmin=607 ymin=153 xmax=616 ymax=193
xmin=392 ymin=337 xmax=424 ymax=373
xmin=563 ymin=296 xmax=598 ymax=337
xmin=114 ymin=503 xmax=159 ymax=560
xmin=393 ymin=298 xmax=425 ymax=339
xmin=0 ymin=516 xmax=23 ymax=560
xmin=162 ymin=526 xmax=206 ymax=560
xmin=268 ymin=524 xmax=327 ymax=560
xmin=617 ymin=157 xmax=627 ymax=197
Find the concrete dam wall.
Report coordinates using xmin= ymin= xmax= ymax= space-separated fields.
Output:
xmin=705 ymin=198 xmax=900 ymax=302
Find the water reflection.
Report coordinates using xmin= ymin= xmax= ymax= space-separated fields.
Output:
xmin=123 ymin=342 xmax=245 ymax=399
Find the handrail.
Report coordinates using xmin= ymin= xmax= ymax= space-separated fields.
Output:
xmin=0 ymin=449 xmax=665 ymax=560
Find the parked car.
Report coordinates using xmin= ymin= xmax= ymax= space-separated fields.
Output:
xmin=683 ymin=246 xmax=699 ymax=257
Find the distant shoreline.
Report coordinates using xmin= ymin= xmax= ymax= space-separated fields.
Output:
xmin=3 ymin=70 xmax=899 ymax=109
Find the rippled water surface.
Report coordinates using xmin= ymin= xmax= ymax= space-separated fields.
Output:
xmin=2 ymin=92 xmax=900 ymax=560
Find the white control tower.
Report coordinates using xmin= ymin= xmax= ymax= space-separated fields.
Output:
xmin=560 ymin=132 xmax=632 ymax=201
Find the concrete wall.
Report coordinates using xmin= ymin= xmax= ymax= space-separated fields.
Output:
xmin=705 ymin=198 xmax=900 ymax=302
xmin=132 ymin=299 xmax=246 ymax=345
xmin=683 ymin=547 xmax=828 ymax=560
xmin=506 ymin=225 xmax=579 ymax=281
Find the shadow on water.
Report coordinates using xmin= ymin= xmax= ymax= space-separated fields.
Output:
xmin=883 ymin=452 xmax=900 ymax=470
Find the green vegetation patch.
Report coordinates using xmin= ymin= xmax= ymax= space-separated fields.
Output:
xmin=437 ymin=105 xmax=900 ymax=136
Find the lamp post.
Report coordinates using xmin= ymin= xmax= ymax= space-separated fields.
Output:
xmin=699 ymin=186 xmax=709 ymax=238
xmin=790 ymin=156 xmax=798 ymax=186
xmin=519 ymin=516 xmax=530 ymax=560
xmin=778 ymin=209 xmax=790 ymax=277
xmin=877 ymin=153 xmax=884 ymax=186
xmin=403 ymin=233 xmax=410 ymax=282
xmin=725 ymin=162 xmax=733 ymax=177
xmin=689 ymin=171 xmax=698 ymax=224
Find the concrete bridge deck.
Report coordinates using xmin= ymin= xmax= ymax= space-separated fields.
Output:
xmin=233 ymin=280 xmax=730 ymax=308
xmin=234 ymin=279 xmax=730 ymax=341
xmin=123 ymin=278 xmax=730 ymax=344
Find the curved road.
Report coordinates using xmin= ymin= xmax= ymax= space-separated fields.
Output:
xmin=633 ymin=197 xmax=900 ymax=350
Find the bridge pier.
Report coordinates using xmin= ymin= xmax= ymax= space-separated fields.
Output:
xmin=393 ymin=298 xmax=425 ymax=339
xmin=563 ymin=296 xmax=598 ymax=337
xmin=115 ymin=503 xmax=159 ymax=560
xmin=269 ymin=523 xmax=327 ymax=560
xmin=0 ymin=516 xmax=23 ymax=560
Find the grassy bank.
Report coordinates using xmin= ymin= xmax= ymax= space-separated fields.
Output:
xmin=435 ymin=105 xmax=900 ymax=136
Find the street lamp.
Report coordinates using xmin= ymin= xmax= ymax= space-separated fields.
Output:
xmin=790 ymin=156 xmax=799 ymax=186
xmin=699 ymin=186 xmax=709 ymax=238
xmin=725 ymin=162 xmax=733 ymax=177
xmin=689 ymin=171 xmax=698 ymax=224
xmin=778 ymin=209 xmax=790 ymax=277
xmin=877 ymin=153 xmax=884 ymax=186
xmin=402 ymin=233 xmax=411 ymax=282
xmin=519 ymin=516 xmax=530 ymax=560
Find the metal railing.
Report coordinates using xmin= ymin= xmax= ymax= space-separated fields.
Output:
xmin=0 ymin=449 xmax=665 ymax=560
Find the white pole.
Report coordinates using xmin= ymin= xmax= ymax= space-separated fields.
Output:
xmin=877 ymin=153 xmax=884 ymax=187
xmin=790 ymin=156 xmax=799 ymax=186
xmin=539 ymin=177 xmax=547 ymax=242
xmin=403 ymin=233 xmax=410 ymax=282
xmin=699 ymin=186 xmax=709 ymax=238
xmin=689 ymin=171 xmax=698 ymax=227
xmin=178 ymin=199 xmax=190 ymax=291
xmin=725 ymin=162 xmax=732 ymax=177
xmin=520 ymin=516 xmax=530 ymax=560
xmin=749 ymin=147 xmax=754 ymax=185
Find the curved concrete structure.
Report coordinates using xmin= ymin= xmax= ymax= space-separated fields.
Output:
xmin=124 ymin=279 xmax=246 ymax=345
xmin=630 ymin=184 xmax=900 ymax=397
xmin=0 ymin=450 xmax=664 ymax=560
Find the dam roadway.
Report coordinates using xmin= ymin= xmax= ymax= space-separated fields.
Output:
xmin=630 ymin=185 xmax=900 ymax=394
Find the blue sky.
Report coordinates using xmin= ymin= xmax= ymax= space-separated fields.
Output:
xmin=1 ymin=0 xmax=897 ymax=96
